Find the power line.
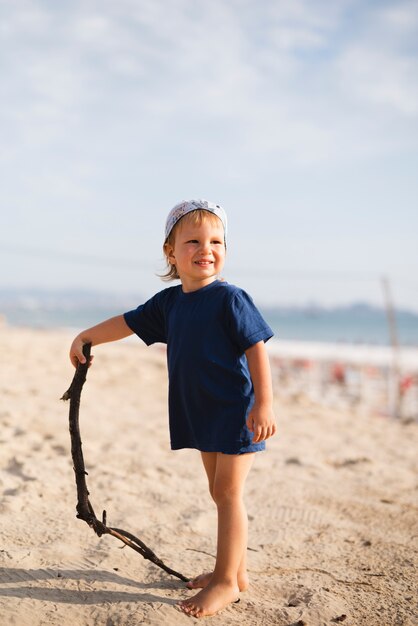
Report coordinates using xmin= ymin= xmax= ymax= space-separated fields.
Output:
xmin=0 ymin=241 xmax=417 ymax=287
xmin=227 ymin=267 xmax=379 ymax=281
xmin=0 ymin=242 xmax=154 ymax=270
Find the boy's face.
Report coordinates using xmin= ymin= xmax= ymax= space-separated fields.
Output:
xmin=166 ymin=217 xmax=226 ymax=292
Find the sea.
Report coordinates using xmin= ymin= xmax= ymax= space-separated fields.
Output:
xmin=262 ymin=305 xmax=418 ymax=347
xmin=1 ymin=290 xmax=418 ymax=347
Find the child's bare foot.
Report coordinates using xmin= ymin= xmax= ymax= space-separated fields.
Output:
xmin=186 ymin=571 xmax=249 ymax=592
xmin=177 ymin=580 xmax=240 ymax=618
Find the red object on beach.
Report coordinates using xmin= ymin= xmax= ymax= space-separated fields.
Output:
xmin=331 ymin=363 xmax=345 ymax=384
xmin=399 ymin=375 xmax=414 ymax=395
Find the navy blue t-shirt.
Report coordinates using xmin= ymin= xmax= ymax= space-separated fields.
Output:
xmin=124 ymin=280 xmax=274 ymax=454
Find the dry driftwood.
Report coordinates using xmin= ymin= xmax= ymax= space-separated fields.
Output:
xmin=61 ymin=342 xmax=189 ymax=582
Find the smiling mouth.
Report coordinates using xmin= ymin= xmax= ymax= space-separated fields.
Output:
xmin=195 ymin=260 xmax=213 ymax=265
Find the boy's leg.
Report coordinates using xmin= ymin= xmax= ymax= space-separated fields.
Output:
xmin=186 ymin=451 xmax=249 ymax=591
xmin=178 ymin=452 xmax=255 ymax=618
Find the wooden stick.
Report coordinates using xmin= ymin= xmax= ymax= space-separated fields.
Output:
xmin=61 ymin=342 xmax=189 ymax=582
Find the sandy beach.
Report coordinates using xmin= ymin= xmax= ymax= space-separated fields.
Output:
xmin=0 ymin=324 xmax=417 ymax=625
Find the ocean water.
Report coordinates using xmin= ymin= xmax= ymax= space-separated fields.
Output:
xmin=2 ymin=302 xmax=418 ymax=347
xmin=262 ymin=306 xmax=418 ymax=346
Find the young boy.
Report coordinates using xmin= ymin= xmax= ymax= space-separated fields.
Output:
xmin=69 ymin=199 xmax=276 ymax=618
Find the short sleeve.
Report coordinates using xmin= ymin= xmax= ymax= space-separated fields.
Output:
xmin=227 ymin=289 xmax=274 ymax=354
xmin=124 ymin=292 xmax=167 ymax=345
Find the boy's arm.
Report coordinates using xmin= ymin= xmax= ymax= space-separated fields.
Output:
xmin=245 ymin=340 xmax=277 ymax=443
xmin=69 ymin=314 xmax=133 ymax=367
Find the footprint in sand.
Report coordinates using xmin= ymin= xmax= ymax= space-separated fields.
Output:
xmin=3 ymin=488 xmax=20 ymax=496
xmin=51 ymin=444 xmax=67 ymax=456
xmin=287 ymin=587 xmax=314 ymax=607
xmin=5 ymin=457 xmax=36 ymax=482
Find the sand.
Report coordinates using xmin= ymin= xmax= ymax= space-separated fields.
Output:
xmin=0 ymin=325 xmax=417 ymax=626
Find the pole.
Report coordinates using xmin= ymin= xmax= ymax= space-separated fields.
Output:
xmin=381 ymin=275 xmax=401 ymax=418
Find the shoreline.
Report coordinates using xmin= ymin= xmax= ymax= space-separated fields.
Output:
xmin=4 ymin=318 xmax=418 ymax=368
xmin=268 ymin=338 xmax=418 ymax=369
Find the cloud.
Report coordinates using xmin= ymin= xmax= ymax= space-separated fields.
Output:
xmin=337 ymin=46 xmax=418 ymax=115
xmin=1 ymin=0 xmax=417 ymax=172
xmin=335 ymin=1 xmax=418 ymax=116
xmin=117 ymin=0 xmax=418 ymax=165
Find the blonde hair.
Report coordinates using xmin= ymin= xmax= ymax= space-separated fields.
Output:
xmin=160 ymin=209 xmax=226 ymax=281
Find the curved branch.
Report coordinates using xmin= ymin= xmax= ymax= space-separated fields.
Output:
xmin=61 ymin=342 xmax=189 ymax=582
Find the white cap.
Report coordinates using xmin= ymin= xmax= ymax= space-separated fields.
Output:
xmin=165 ymin=199 xmax=227 ymax=242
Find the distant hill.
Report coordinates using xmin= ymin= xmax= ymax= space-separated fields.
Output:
xmin=0 ymin=287 xmax=143 ymax=329
xmin=0 ymin=287 xmax=142 ymax=309
xmin=1 ymin=287 xmax=417 ymax=345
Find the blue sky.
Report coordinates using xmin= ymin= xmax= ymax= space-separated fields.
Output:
xmin=1 ymin=0 xmax=417 ymax=310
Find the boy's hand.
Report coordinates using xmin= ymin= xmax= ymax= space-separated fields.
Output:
xmin=244 ymin=341 xmax=276 ymax=443
xmin=246 ymin=404 xmax=277 ymax=443
xmin=69 ymin=336 xmax=93 ymax=369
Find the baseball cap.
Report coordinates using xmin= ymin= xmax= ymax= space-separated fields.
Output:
xmin=165 ymin=199 xmax=227 ymax=242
